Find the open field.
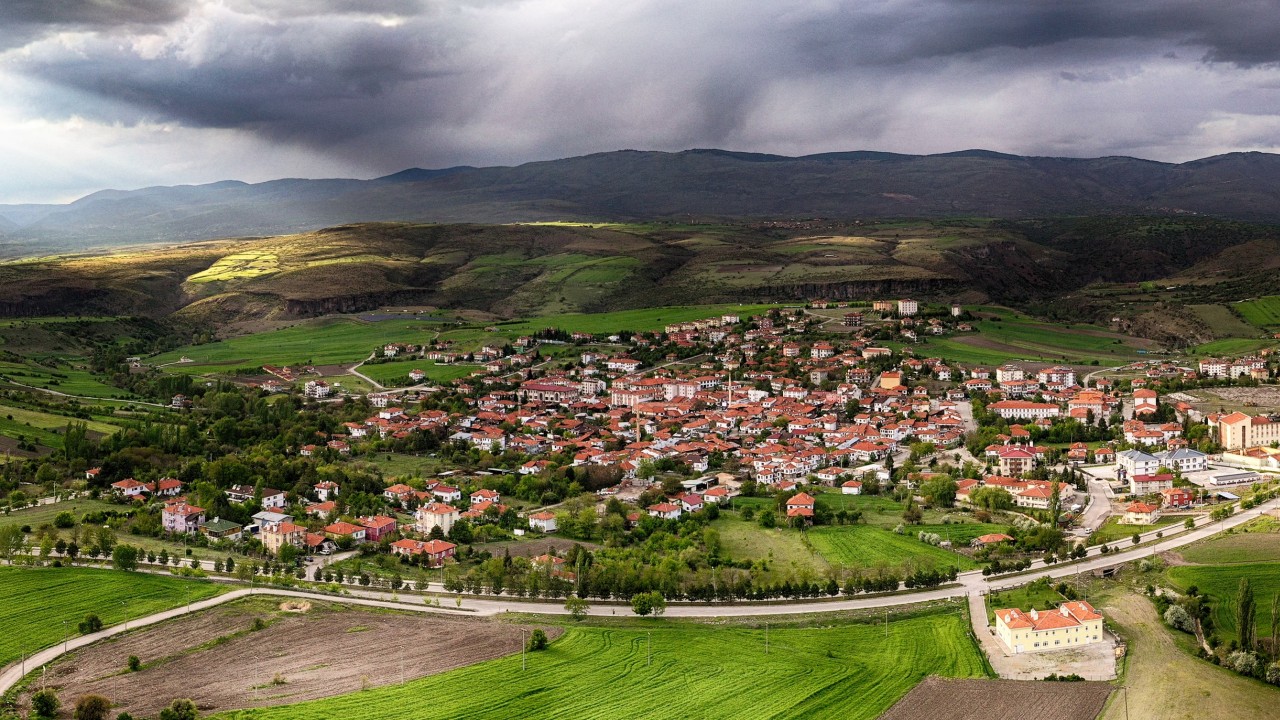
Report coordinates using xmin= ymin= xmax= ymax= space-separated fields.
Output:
xmin=1097 ymin=591 xmax=1279 ymax=720
xmin=1191 ymin=337 xmax=1278 ymax=357
xmin=1177 ymin=517 xmax=1280 ymax=564
xmin=808 ymin=525 xmax=978 ymax=572
xmin=355 ymin=359 xmax=480 ymax=385
xmin=1166 ymin=562 xmax=1280 ymax=642
xmin=918 ymin=306 xmax=1155 ymax=365
xmin=714 ymin=515 xmax=827 ymax=578
xmin=0 ymin=402 xmax=122 ymax=450
xmin=152 ymin=304 xmax=784 ymax=375
xmin=1088 ymin=515 xmax=1184 ymax=546
xmin=881 ymin=676 xmax=1112 ymax=720
xmin=0 ymin=497 xmax=122 ymax=530
xmin=0 ymin=566 xmax=224 ymax=669
xmin=1187 ymin=303 xmax=1261 ymax=338
xmin=0 ymin=361 xmax=134 ymax=399
xmin=24 ymin=597 xmax=558 ymax=719
xmin=211 ymin=607 xmax=989 ymax=720
xmin=1234 ymin=296 xmax=1280 ymax=330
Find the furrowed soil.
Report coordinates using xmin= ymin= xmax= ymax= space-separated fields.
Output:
xmin=879 ymin=676 xmax=1112 ymax=720
xmin=20 ymin=599 xmax=559 ymax=718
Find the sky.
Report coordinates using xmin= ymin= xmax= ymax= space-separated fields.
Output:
xmin=3 ymin=0 xmax=1280 ymax=203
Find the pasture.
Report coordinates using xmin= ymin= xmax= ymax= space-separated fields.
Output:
xmin=0 ymin=402 xmax=121 ymax=449
xmin=1187 ymin=303 xmax=1260 ymax=338
xmin=356 ymin=359 xmax=481 ymax=386
xmin=920 ymin=306 xmax=1153 ymax=365
xmin=211 ymin=607 xmax=989 ymax=720
xmin=1192 ymin=337 xmax=1278 ymax=357
xmin=1177 ymin=517 xmax=1280 ymax=565
xmin=807 ymin=525 xmax=977 ymax=572
xmin=0 ymin=566 xmax=223 ymax=668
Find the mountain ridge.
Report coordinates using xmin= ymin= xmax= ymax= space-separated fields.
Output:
xmin=3 ymin=148 xmax=1280 ymax=254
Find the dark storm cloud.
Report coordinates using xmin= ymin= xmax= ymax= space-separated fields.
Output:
xmin=0 ymin=0 xmax=188 ymax=49
xmin=4 ymin=0 xmax=1280 ymax=182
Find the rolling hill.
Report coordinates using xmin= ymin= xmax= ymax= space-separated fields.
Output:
xmin=6 ymin=149 xmax=1280 ymax=253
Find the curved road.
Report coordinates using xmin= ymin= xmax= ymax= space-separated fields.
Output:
xmin=2 ymin=495 xmax=1275 ymax=696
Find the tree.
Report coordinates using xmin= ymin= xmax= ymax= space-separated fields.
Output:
xmin=54 ymin=511 xmax=76 ymax=529
xmin=79 ymin=614 xmax=103 ymax=634
xmin=0 ymin=524 xmax=25 ymax=564
xmin=920 ymin=476 xmax=957 ymax=508
xmin=631 ymin=591 xmax=666 ymax=617
xmin=564 ymin=595 xmax=589 ymax=621
xmin=527 ymin=628 xmax=549 ymax=651
xmin=158 ymin=699 xmax=198 ymax=720
xmin=1239 ymin=577 xmax=1257 ymax=650
xmin=112 ymin=544 xmax=139 ymax=572
xmin=73 ymin=694 xmax=112 ymax=720
xmin=31 ymin=689 xmax=60 ymax=718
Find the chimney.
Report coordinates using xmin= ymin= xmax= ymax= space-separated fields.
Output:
xmin=1061 ymin=606 xmax=1070 ymax=617
xmin=1029 ymin=608 xmax=1038 ymax=620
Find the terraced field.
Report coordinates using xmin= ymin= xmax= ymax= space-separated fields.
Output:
xmin=0 ymin=566 xmax=224 ymax=668
xmin=212 ymin=608 xmax=989 ymax=720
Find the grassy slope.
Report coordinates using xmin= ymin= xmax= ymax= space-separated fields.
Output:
xmin=1098 ymin=592 xmax=1279 ymax=720
xmin=1235 ymin=296 xmax=1280 ymax=329
xmin=212 ymin=609 xmax=988 ymax=720
xmin=807 ymin=525 xmax=978 ymax=572
xmin=356 ymin=359 xmax=480 ymax=385
xmin=0 ymin=565 xmax=224 ymax=668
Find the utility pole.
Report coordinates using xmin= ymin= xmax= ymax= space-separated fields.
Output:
xmin=122 ymin=600 xmax=129 ymax=632
xmin=647 ymin=631 xmax=652 ymax=666
xmin=522 ymin=629 xmax=527 ymax=671
xmin=62 ymin=620 xmax=69 ymax=654
xmin=884 ymin=609 xmax=888 ymax=638
xmin=1123 ymin=685 xmax=1129 ymax=720
xmin=765 ymin=623 xmax=769 ymax=655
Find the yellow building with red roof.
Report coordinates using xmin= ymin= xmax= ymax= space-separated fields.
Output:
xmin=994 ymin=601 xmax=1104 ymax=654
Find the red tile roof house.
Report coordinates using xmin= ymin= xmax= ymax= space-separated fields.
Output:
xmin=162 ymin=503 xmax=205 ymax=534
xmin=324 ymin=521 xmax=368 ymax=544
xmin=111 ymin=478 xmax=149 ymax=499
xmin=647 ymin=502 xmax=683 ymax=520
xmin=785 ymin=492 xmax=816 ymax=520
xmin=359 ymin=515 xmax=399 ymax=543
xmin=528 ymin=511 xmax=558 ymax=533
xmin=971 ymin=533 xmax=1014 ymax=548
xmin=391 ymin=538 xmax=457 ymax=566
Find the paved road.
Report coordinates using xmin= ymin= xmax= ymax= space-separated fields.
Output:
xmin=4 ymin=495 xmax=1273 ymax=696
xmin=1078 ymin=473 xmax=1115 ymax=533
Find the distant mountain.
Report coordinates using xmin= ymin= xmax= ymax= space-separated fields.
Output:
xmin=5 ymin=149 xmax=1280 ymax=253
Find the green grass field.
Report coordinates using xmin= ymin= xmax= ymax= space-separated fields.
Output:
xmin=211 ymin=607 xmax=988 ymax=720
xmin=1087 ymin=516 xmax=1183 ymax=546
xmin=1187 ymin=304 xmax=1261 ymax=338
xmin=356 ymin=359 xmax=481 ymax=385
xmin=916 ymin=306 xmax=1153 ymax=365
xmin=0 ymin=402 xmax=121 ymax=449
xmin=0 ymin=565 xmax=224 ymax=668
xmin=1178 ymin=518 xmax=1280 ymax=565
xmin=1235 ymin=296 xmax=1280 ymax=330
xmin=1192 ymin=337 xmax=1278 ymax=357
xmin=808 ymin=525 xmax=977 ymax=572
xmin=1167 ymin=562 xmax=1280 ymax=642
xmin=0 ymin=497 xmax=123 ymax=530
xmin=984 ymin=579 xmax=1064 ymax=623
xmin=0 ymin=360 xmax=135 ymax=399
xmin=152 ymin=304 xmax=786 ymax=375
xmin=714 ymin=515 xmax=828 ymax=578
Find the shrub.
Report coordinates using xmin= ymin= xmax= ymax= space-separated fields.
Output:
xmin=54 ymin=511 xmax=76 ymax=529
xmin=73 ymin=694 xmax=112 ymax=720
xmin=158 ymin=699 xmax=198 ymax=720
xmin=1164 ymin=604 xmax=1194 ymax=633
xmin=127 ymin=655 xmax=141 ymax=672
xmin=31 ymin=689 xmax=60 ymax=718
xmin=79 ymin=614 xmax=104 ymax=634
xmin=1228 ymin=650 xmax=1262 ymax=677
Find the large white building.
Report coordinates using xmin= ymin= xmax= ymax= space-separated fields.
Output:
xmin=1115 ymin=449 xmax=1160 ymax=479
xmin=987 ymin=400 xmax=1060 ymax=420
xmin=995 ymin=601 xmax=1105 ymax=654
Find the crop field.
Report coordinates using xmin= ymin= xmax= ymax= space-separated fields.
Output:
xmin=881 ymin=676 xmax=1113 ymax=720
xmin=0 ymin=566 xmax=223 ymax=668
xmin=1192 ymin=337 xmax=1278 ymax=357
xmin=0 ymin=360 xmax=135 ymax=399
xmin=918 ymin=306 xmax=1153 ymax=365
xmin=1234 ymin=295 xmax=1280 ymax=329
xmin=812 ymin=492 xmax=953 ymax=527
xmin=1166 ymin=562 xmax=1280 ymax=641
xmin=186 ymin=251 xmax=280 ymax=283
xmin=808 ymin=525 xmax=977 ymax=572
xmin=211 ymin=608 xmax=989 ymax=720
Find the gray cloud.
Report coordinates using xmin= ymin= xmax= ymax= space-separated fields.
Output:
xmin=2 ymin=0 xmax=1280 ymax=202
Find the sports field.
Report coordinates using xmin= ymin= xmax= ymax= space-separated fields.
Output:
xmin=212 ymin=607 xmax=988 ymax=720
xmin=0 ymin=566 xmax=223 ymax=668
